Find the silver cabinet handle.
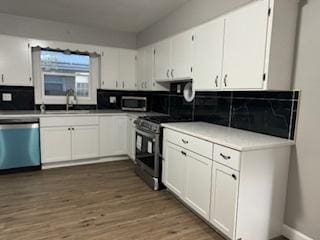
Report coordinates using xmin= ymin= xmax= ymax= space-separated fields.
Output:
xmin=166 ymin=69 xmax=170 ymax=78
xmin=182 ymin=139 xmax=188 ymax=144
xmin=181 ymin=151 xmax=187 ymax=156
xmin=122 ymin=82 xmax=125 ymax=88
xmin=116 ymin=81 xmax=118 ymax=88
xmin=224 ymin=74 xmax=228 ymax=87
xmin=171 ymin=69 xmax=174 ymax=78
xmin=232 ymin=174 xmax=237 ymax=180
xmin=1 ymin=74 xmax=4 ymax=83
xmin=215 ymin=76 xmax=219 ymax=87
xmin=102 ymin=81 xmax=104 ymax=86
xmin=220 ymin=153 xmax=231 ymax=160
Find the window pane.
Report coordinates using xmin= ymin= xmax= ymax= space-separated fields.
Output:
xmin=41 ymin=50 xmax=90 ymax=97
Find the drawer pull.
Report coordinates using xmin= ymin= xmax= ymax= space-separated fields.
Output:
xmin=232 ymin=174 xmax=237 ymax=180
xmin=220 ymin=153 xmax=231 ymax=160
xmin=181 ymin=139 xmax=189 ymax=144
xmin=181 ymin=151 xmax=187 ymax=156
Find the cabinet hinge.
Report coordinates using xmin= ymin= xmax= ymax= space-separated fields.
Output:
xmin=263 ymin=73 xmax=266 ymax=81
xmin=268 ymin=8 xmax=271 ymax=16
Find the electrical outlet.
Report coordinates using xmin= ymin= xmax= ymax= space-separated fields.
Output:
xmin=109 ymin=96 xmax=117 ymax=104
xmin=2 ymin=93 xmax=12 ymax=102
xmin=177 ymin=84 xmax=181 ymax=93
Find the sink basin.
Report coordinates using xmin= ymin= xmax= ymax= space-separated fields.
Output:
xmin=43 ymin=110 xmax=93 ymax=115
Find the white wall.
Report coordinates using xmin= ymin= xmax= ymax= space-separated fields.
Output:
xmin=137 ymin=0 xmax=253 ymax=47
xmin=0 ymin=13 xmax=137 ymax=49
xmin=285 ymin=0 xmax=320 ymax=239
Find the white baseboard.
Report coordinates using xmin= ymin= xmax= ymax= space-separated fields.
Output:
xmin=42 ymin=156 xmax=129 ymax=169
xmin=283 ymin=225 xmax=314 ymax=240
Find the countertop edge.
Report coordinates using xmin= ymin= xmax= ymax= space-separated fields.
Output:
xmin=162 ymin=123 xmax=295 ymax=152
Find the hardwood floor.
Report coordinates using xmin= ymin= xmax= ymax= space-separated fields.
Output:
xmin=0 ymin=160 xmax=287 ymax=240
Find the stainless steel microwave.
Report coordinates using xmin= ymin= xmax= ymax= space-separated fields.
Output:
xmin=121 ymin=96 xmax=147 ymax=112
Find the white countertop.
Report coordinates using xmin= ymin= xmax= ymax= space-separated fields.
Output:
xmin=0 ymin=110 xmax=166 ymax=118
xmin=162 ymin=122 xmax=295 ymax=151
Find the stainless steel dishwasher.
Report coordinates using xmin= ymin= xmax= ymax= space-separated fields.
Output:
xmin=0 ymin=118 xmax=41 ymax=173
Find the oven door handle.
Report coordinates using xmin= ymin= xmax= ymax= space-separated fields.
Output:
xmin=136 ymin=128 xmax=157 ymax=139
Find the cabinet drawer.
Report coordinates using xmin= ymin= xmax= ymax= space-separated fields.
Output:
xmin=40 ymin=116 xmax=99 ymax=127
xmin=165 ymin=129 xmax=213 ymax=159
xmin=213 ymin=144 xmax=241 ymax=171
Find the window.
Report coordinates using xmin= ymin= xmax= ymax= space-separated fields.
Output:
xmin=40 ymin=50 xmax=90 ymax=97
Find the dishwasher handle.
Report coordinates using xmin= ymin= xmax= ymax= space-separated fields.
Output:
xmin=0 ymin=123 xmax=39 ymax=130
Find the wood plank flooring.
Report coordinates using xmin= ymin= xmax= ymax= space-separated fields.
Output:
xmin=0 ymin=160 xmax=287 ymax=240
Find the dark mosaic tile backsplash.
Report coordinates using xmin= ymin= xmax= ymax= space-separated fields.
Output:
xmin=0 ymin=85 xmax=299 ymax=140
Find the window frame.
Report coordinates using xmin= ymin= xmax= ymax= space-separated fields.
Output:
xmin=33 ymin=48 xmax=98 ymax=105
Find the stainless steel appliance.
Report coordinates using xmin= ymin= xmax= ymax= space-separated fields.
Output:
xmin=0 ymin=118 xmax=41 ymax=173
xmin=135 ymin=116 xmax=190 ymax=190
xmin=121 ymin=96 xmax=147 ymax=112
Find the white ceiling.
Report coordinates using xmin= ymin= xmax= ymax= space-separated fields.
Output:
xmin=0 ymin=0 xmax=191 ymax=33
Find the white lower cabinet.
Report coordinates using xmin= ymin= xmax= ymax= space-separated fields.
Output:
xmin=210 ymin=163 xmax=239 ymax=239
xmin=71 ymin=126 xmax=99 ymax=160
xmin=41 ymin=127 xmax=72 ymax=163
xmin=163 ymin=128 xmax=291 ymax=240
xmin=185 ymin=150 xmax=212 ymax=219
xmin=127 ymin=117 xmax=136 ymax=161
xmin=41 ymin=125 xmax=99 ymax=164
xmin=165 ymin=143 xmax=187 ymax=198
xmin=99 ymin=116 xmax=128 ymax=157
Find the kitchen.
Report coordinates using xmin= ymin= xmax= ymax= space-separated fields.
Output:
xmin=0 ymin=0 xmax=318 ymax=240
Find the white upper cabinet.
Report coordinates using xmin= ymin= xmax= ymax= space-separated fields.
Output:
xmin=170 ymin=30 xmax=194 ymax=81
xmin=138 ymin=45 xmax=169 ymax=91
xmin=100 ymin=48 xmax=137 ymax=90
xmin=0 ymin=35 xmax=32 ymax=86
xmin=193 ymin=0 xmax=298 ymax=91
xmin=194 ymin=18 xmax=225 ymax=91
xmin=101 ymin=47 xmax=119 ymax=90
xmin=154 ymin=30 xmax=194 ymax=82
xmin=119 ymin=49 xmax=137 ymax=90
xmin=154 ymin=39 xmax=171 ymax=82
xmin=222 ymin=0 xmax=269 ymax=90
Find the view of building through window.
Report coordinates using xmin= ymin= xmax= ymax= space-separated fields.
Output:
xmin=40 ymin=50 xmax=90 ymax=97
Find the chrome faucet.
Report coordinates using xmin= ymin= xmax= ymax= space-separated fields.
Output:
xmin=66 ymin=89 xmax=77 ymax=111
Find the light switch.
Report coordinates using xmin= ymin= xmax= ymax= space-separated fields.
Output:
xmin=2 ymin=93 xmax=12 ymax=102
xmin=109 ymin=96 xmax=117 ymax=104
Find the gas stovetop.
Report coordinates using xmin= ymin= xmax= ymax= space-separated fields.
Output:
xmin=135 ymin=115 xmax=191 ymax=134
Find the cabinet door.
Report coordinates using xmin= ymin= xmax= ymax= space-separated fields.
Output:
xmin=0 ymin=35 xmax=32 ymax=86
xmin=222 ymin=0 xmax=269 ymax=89
xmin=185 ymin=151 xmax=213 ymax=220
xmin=40 ymin=127 xmax=72 ymax=163
xmin=99 ymin=116 xmax=115 ymax=157
xmin=113 ymin=116 xmax=128 ymax=155
xmin=100 ymin=116 xmax=128 ymax=157
xmin=210 ymin=163 xmax=239 ymax=239
xmin=71 ymin=125 xmax=99 ymax=160
xmin=119 ymin=49 xmax=137 ymax=90
xmin=194 ymin=18 xmax=224 ymax=91
xmin=164 ymin=143 xmax=186 ymax=198
xmin=127 ymin=117 xmax=136 ymax=161
xmin=137 ymin=47 xmax=145 ymax=90
xmin=171 ymin=30 xmax=194 ymax=80
xmin=101 ymin=47 xmax=119 ymax=90
xmin=154 ymin=39 xmax=171 ymax=81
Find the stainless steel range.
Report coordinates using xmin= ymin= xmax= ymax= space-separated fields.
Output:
xmin=134 ymin=116 xmax=190 ymax=190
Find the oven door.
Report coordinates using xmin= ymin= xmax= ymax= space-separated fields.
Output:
xmin=135 ymin=128 xmax=160 ymax=178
